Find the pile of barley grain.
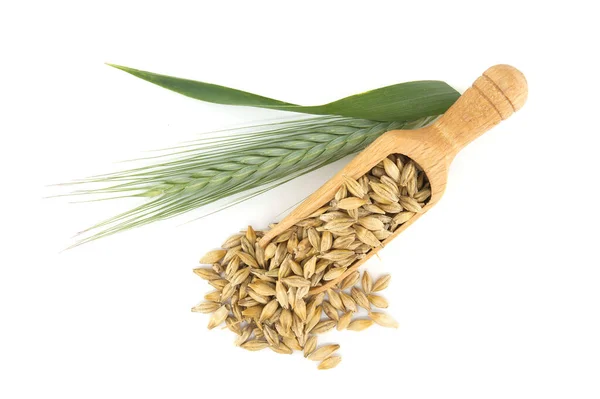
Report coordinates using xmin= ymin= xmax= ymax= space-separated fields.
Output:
xmin=193 ymin=154 xmax=430 ymax=369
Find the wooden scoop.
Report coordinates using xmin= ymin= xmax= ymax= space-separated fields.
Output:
xmin=259 ymin=64 xmax=528 ymax=294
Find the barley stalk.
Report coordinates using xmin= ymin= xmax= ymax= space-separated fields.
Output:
xmin=63 ymin=115 xmax=436 ymax=247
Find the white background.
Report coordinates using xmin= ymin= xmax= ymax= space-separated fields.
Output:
xmin=1 ymin=1 xmax=599 ymax=398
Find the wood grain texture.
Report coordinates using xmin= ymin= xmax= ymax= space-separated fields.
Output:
xmin=257 ymin=65 xmax=528 ymax=294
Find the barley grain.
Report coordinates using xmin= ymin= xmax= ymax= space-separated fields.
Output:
xmin=220 ymin=283 xmax=236 ymax=302
xmin=357 ymin=216 xmax=385 ymax=231
xmin=303 ymin=335 xmax=318 ymax=357
xmin=303 ymin=256 xmax=317 ymax=279
xmin=207 ymin=305 xmax=229 ymax=329
xmin=200 ymin=250 xmax=227 ymax=264
xmin=347 ymin=319 xmax=374 ymax=331
xmin=323 ymin=301 xmax=339 ymax=321
xmin=372 ymin=275 xmax=391 ymax=292
xmin=327 ymin=289 xmax=344 ymax=311
xmin=319 ymin=250 xmax=355 ymax=262
xmin=305 ymin=308 xmax=321 ymax=332
xmin=361 ymin=271 xmax=373 ymax=294
xmin=248 ymin=281 xmax=276 ymax=297
xmin=294 ymin=297 xmax=307 ymax=321
xmin=270 ymin=343 xmax=293 ymax=354
xmin=312 ymin=320 xmax=337 ymax=334
xmin=307 ymin=344 xmax=340 ymax=361
xmin=192 ymin=302 xmax=221 ymax=313
xmin=399 ymin=196 xmax=423 ymax=213
xmin=264 ymin=243 xmax=277 ymax=259
xmin=351 ymin=287 xmax=371 ymax=310
xmin=339 ymin=292 xmax=357 ymax=312
xmin=400 ymin=161 xmax=416 ymax=187
xmin=222 ymin=234 xmax=243 ymax=249
xmin=363 ymin=204 xmax=386 ymax=214
xmin=209 ymin=279 xmax=228 ymax=290
xmin=334 ymin=184 xmax=347 ymax=201
xmin=259 ymin=299 xmax=279 ymax=322
xmin=337 ymin=311 xmax=353 ymax=330
xmin=378 ymin=202 xmax=403 ymax=214
xmin=229 ymin=268 xmax=251 ymax=286
xmin=193 ymin=268 xmax=221 ymax=281
xmin=337 ymin=197 xmax=368 ymax=210
xmin=339 ymin=271 xmax=360 ymax=290
xmin=283 ymin=336 xmax=302 ymax=351
xmin=320 ymin=231 xmax=333 ymax=252
xmin=354 ymin=225 xmax=382 ymax=248
xmin=241 ymin=340 xmax=269 ymax=351
xmin=414 ymin=188 xmax=431 ymax=202
xmin=368 ymin=294 xmax=389 ymax=308
xmin=242 ymin=305 xmax=263 ymax=319
xmin=275 ymin=281 xmax=289 ymax=309
xmin=373 ymin=230 xmax=393 ymax=240
xmin=234 ymin=325 xmax=252 ymax=346
xmin=282 ymin=276 xmax=311 ymax=288
xmin=263 ymin=325 xmax=280 ymax=348
xmin=332 ymin=235 xmax=355 ymax=249
xmin=204 ymin=291 xmax=222 ymax=302
xmin=317 ymin=356 xmax=342 ymax=370
xmin=370 ymin=312 xmax=399 ymax=328
xmin=323 ymin=267 xmax=348 ymax=281
xmin=222 ymin=247 xmax=241 ymax=265
xmin=238 ymin=297 xmax=259 ymax=308
xmin=380 ymin=175 xmax=400 ymax=195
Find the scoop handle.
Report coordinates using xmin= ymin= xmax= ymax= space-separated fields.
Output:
xmin=431 ymin=64 xmax=527 ymax=155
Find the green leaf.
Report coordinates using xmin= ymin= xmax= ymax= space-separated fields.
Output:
xmin=107 ymin=64 xmax=459 ymax=122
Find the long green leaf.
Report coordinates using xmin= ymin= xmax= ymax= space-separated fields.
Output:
xmin=107 ymin=64 xmax=459 ymax=122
